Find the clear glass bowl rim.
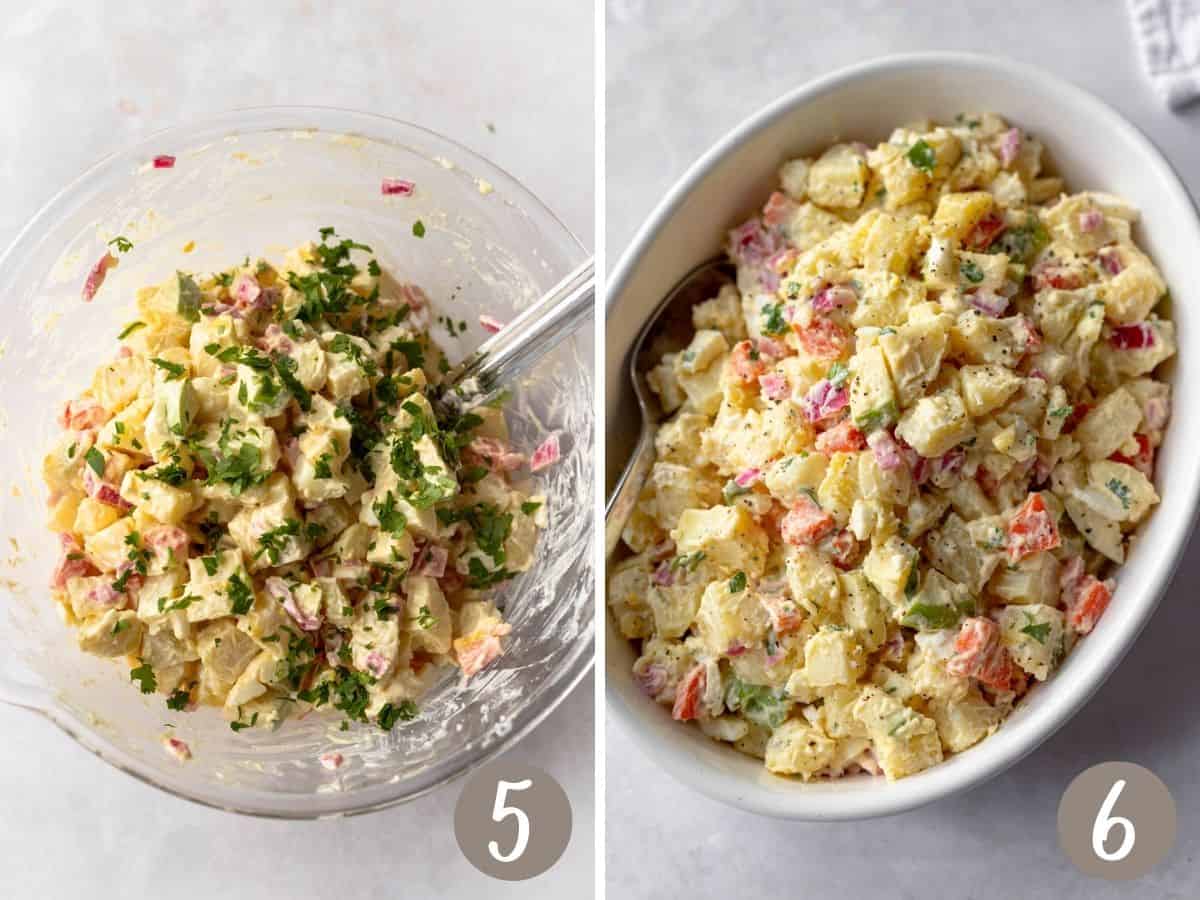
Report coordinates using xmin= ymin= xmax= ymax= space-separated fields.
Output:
xmin=0 ymin=104 xmax=594 ymax=819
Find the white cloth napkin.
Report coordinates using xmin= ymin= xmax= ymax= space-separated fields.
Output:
xmin=1128 ymin=0 xmax=1200 ymax=108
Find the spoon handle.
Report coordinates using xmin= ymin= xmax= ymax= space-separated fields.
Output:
xmin=604 ymin=417 xmax=657 ymax=559
xmin=439 ymin=257 xmax=594 ymax=412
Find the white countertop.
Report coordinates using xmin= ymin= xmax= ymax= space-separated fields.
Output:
xmin=606 ymin=1 xmax=1199 ymax=897
xmin=0 ymin=2 xmax=594 ymax=898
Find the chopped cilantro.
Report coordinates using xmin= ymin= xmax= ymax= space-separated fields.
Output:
xmin=130 ymin=663 xmax=157 ymax=694
xmin=412 ymin=220 xmax=426 ymax=238
xmin=1021 ymin=614 xmax=1052 ymax=645
xmin=227 ymin=572 xmax=254 ymax=615
xmin=728 ymin=571 xmax=747 ymax=593
xmin=760 ymin=302 xmax=788 ymax=337
xmin=906 ymin=139 xmax=936 ymax=174
xmin=377 ymin=700 xmax=418 ymax=729
xmin=960 ymin=259 xmax=985 ymax=284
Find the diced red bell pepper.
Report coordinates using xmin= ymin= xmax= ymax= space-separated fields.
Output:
xmin=793 ymin=318 xmax=848 ymax=359
xmin=672 ymin=663 xmax=706 ymax=721
xmin=815 ymin=419 xmax=866 ymax=456
xmin=780 ymin=495 xmax=835 ymax=547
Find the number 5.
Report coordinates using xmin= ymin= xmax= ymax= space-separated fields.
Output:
xmin=1092 ymin=779 xmax=1136 ymax=862
xmin=488 ymin=778 xmax=533 ymax=863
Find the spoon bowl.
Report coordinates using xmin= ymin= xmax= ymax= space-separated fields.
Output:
xmin=603 ymin=257 xmax=734 ymax=557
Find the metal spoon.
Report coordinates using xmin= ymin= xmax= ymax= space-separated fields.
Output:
xmin=604 ymin=257 xmax=736 ymax=558
xmin=433 ymin=257 xmax=594 ymax=417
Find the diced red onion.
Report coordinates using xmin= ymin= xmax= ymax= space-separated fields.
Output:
xmin=258 ymin=323 xmax=295 ymax=355
xmin=415 ymin=544 xmax=448 ymax=578
xmin=998 ymin=128 xmax=1022 ymax=167
xmin=651 ymin=561 xmax=675 ymax=587
xmin=727 ymin=218 xmax=779 ymax=268
xmin=319 ymin=752 xmax=344 ymax=770
xmin=530 ymin=433 xmax=561 ymax=472
xmin=759 ymin=372 xmax=789 ymax=402
xmin=867 ymin=429 xmax=904 ymax=471
xmin=82 ymin=252 xmax=114 ymax=302
xmin=1144 ymin=395 xmax=1169 ymax=431
xmin=467 ymin=436 xmax=526 ymax=473
xmin=163 ymin=737 xmax=191 ymax=760
xmin=1078 ymin=210 xmax=1103 ymax=233
xmin=364 ymin=651 xmax=389 ymax=678
xmin=633 ymin=660 xmax=668 ymax=698
xmin=87 ymin=580 xmax=124 ymax=606
xmin=967 ymin=289 xmax=1009 ymax=318
xmin=266 ymin=576 xmax=321 ymax=631
xmin=1098 ymin=247 xmax=1124 ymax=275
xmin=381 ymin=178 xmax=415 ymax=196
xmin=811 ymin=284 xmax=856 ymax=312
xmin=756 ymin=336 xmax=789 ymax=360
xmin=725 ymin=641 xmax=748 ymax=657
xmin=60 ymin=396 xmax=110 ymax=431
xmin=479 ymin=314 xmax=504 ymax=334
xmin=231 ymin=272 xmax=261 ymax=307
xmin=734 ymin=468 xmax=761 ymax=489
xmin=801 ymin=379 xmax=849 ymax=423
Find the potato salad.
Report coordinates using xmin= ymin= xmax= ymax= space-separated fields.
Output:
xmin=610 ymin=114 xmax=1174 ymax=781
xmin=45 ymin=229 xmax=548 ymax=734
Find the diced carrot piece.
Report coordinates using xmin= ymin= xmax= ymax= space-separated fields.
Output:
xmin=793 ymin=318 xmax=848 ymax=359
xmin=728 ymin=340 xmax=770 ymax=384
xmin=825 ymin=528 xmax=860 ymax=570
xmin=964 ymin=212 xmax=1006 ymax=250
xmin=946 ymin=617 xmax=1016 ymax=690
xmin=762 ymin=191 xmax=796 ymax=227
xmin=761 ymin=593 xmax=805 ymax=636
xmin=815 ymin=419 xmax=866 ymax=456
xmin=672 ymin=663 xmax=706 ymax=721
xmin=1064 ymin=575 xmax=1114 ymax=635
xmin=780 ymin=495 xmax=835 ymax=546
xmin=1007 ymin=493 xmax=1061 ymax=562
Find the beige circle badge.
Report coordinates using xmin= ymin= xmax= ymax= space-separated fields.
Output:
xmin=454 ymin=761 xmax=572 ymax=881
xmin=1058 ymin=761 xmax=1176 ymax=880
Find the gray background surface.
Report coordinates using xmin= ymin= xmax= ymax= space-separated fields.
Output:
xmin=606 ymin=1 xmax=1198 ymax=897
xmin=0 ymin=2 xmax=594 ymax=898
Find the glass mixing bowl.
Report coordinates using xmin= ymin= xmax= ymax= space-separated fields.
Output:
xmin=0 ymin=107 xmax=593 ymax=818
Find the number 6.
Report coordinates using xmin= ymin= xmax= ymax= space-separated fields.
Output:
xmin=488 ymin=778 xmax=533 ymax=863
xmin=1092 ymin=779 xmax=1136 ymax=862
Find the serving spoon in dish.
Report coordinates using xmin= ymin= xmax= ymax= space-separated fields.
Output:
xmin=604 ymin=257 xmax=736 ymax=558
xmin=433 ymin=257 xmax=594 ymax=417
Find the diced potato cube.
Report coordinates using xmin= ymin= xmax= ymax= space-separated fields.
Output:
xmin=878 ymin=314 xmax=950 ymax=408
xmin=785 ymin=546 xmax=843 ymax=616
xmin=802 ymin=628 xmax=865 ymax=686
xmin=959 ymin=365 xmax=1022 ymax=417
xmin=764 ymin=718 xmax=838 ymax=779
xmin=1074 ymin=388 xmax=1141 ymax=461
xmin=931 ymin=191 xmax=994 ymax=241
xmin=849 ymin=345 xmax=897 ymax=432
xmin=930 ymin=687 xmax=1003 ymax=752
xmin=694 ymin=578 xmax=767 ymax=656
xmin=840 ymin=571 xmax=887 ymax=651
xmin=676 ymin=329 xmax=728 ymax=375
xmin=895 ymin=391 xmax=973 ymax=457
xmin=860 ymin=536 xmax=919 ymax=608
xmin=995 ymin=603 xmax=1066 ymax=680
xmin=77 ymin=609 xmax=143 ymax=657
xmin=808 ymin=144 xmax=870 ymax=209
